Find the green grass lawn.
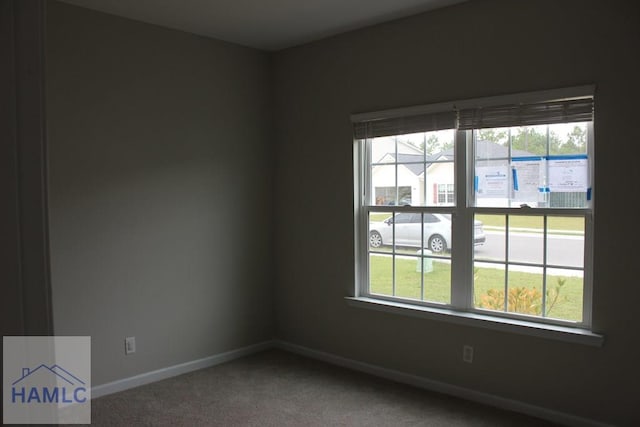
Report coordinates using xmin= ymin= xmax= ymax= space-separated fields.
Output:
xmin=475 ymin=214 xmax=584 ymax=232
xmin=369 ymin=255 xmax=583 ymax=322
xmin=370 ymin=213 xmax=584 ymax=233
xmin=370 ymin=213 xmax=392 ymax=222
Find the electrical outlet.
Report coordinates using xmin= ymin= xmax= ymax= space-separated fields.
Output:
xmin=463 ymin=345 xmax=473 ymax=363
xmin=125 ymin=336 xmax=136 ymax=355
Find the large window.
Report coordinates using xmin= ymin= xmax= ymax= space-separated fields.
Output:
xmin=354 ymin=86 xmax=594 ymax=329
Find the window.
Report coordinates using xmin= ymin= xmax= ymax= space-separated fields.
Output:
xmin=437 ymin=184 xmax=454 ymax=205
xmin=353 ymin=86 xmax=595 ymax=330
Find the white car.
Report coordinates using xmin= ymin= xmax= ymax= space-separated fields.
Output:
xmin=369 ymin=213 xmax=485 ymax=253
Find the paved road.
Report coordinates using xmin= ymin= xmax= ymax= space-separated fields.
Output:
xmin=374 ymin=230 xmax=584 ymax=277
xmin=371 ymin=231 xmax=585 ymax=277
xmin=475 ymin=231 xmax=584 ymax=268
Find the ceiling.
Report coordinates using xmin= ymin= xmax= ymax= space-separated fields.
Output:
xmin=58 ymin=0 xmax=467 ymax=51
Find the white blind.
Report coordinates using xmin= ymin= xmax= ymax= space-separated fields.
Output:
xmin=353 ymin=110 xmax=456 ymax=139
xmin=458 ymin=97 xmax=593 ymax=130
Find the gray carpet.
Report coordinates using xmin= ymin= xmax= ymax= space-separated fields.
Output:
xmin=83 ymin=349 xmax=560 ymax=426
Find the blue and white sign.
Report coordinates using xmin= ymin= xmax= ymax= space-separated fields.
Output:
xmin=475 ymin=166 xmax=509 ymax=198
xmin=3 ymin=336 xmax=91 ymax=424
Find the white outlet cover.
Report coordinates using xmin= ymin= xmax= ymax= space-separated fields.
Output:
xmin=463 ymin=345 xmax=473 ymax=363
xmin=125 ymin=337 xmax=136 ymax=354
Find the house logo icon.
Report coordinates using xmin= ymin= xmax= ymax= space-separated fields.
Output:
xmin=11 ymin=365 xmax=87 ymax=404
xmin=3 ymin=336 xmax=91 ymax=424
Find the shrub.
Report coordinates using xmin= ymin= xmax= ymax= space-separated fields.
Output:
xmin=478 ymin=278 xmax=567 ymax=316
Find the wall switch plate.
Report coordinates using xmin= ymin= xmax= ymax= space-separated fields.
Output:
xmin=125 ymin=336 xmax=136 ymax=355
xmin=463 ymin=345 xmax=473 ymax=363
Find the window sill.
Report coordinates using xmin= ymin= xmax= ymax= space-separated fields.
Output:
xmin=345 ymin=297 xmax=604 ymax=347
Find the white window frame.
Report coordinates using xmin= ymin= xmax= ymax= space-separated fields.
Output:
xmin=350 ymin=86 xmax=603 ymax=346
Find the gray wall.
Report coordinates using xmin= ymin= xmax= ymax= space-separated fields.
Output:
xmin=272 ymin=1 xmax=640 ymax=425
xmin=44 ymin=0 xmax=640 ymax=424
xmin=47 ymin=2 xmax=274 ymax=386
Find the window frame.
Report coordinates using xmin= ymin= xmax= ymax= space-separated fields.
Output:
xmin=352 ymin=86 xmax=601 ymax=342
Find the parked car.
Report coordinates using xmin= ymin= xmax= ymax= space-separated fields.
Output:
xmin=369 ymin=213 xmax=485 ymax=253
xmin=385 ymin=196 xmax=412 ymax=206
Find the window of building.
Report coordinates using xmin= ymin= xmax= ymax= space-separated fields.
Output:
xmin=437 ymin=184 xmax=455 ymax=205
xmin=353 ymin=86 xmax=595 ymax=331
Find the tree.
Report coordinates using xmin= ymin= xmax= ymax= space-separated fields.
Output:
xmin=423 ymin=134 xmax=440 ymax=154
xmin=406 ymin=133 xmax=453 ymax=154
xmin=564 ymin=125 xmax=587 ymax=153
xmin=478 ymin=128 xmax=508 ymax=145
xmin=548 ymin=125 xmax=587 ymax=154
xmin=511 ymin=126 xmax=559 ymax=155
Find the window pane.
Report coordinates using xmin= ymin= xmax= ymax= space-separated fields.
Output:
xmin=547 ymin=217 xmax=584 ymax=268
xmin=369 ymin=253 xmax=392 ymax=296
xmin=395 ymin=255 xmax=421 ymax=301
xmin=475 ymin=159 xmax=510 ymax=207
xmin=421 ymin=214 xmax=452 ymax=257
xmin=425 ymin=160 xmax=454 ymax=207
xmin=371 ymin=165 xmax=396 ymax=206
xmin=371 ymin=137 xmax=397 ymax=163
xmin=507 ymin=266 xmax=544 ymax=316
xmin=474 ymin=261 xmax=506 ymax=312
xmin=508 ymin=216 xmax=543 ymax=264
xmin=511 ymin=158 xmax=545 ymax=207
xmin=511 ymin=125 xmax=548 ymax=156
xmin=423 ymin=257 xmax=451 ymax=304
xmin=368 ymin=211 xmax=393 ymax=250
xmin=546 ymin=268 xmax=583 ymax=322
xmin=392 ymin=212 xmax=420 ymax=256
xmin=549 ymin=122 xmax=588 ymax=156
xmin=474 ymin=214 xmax=505 ymax=262
xmin=475 ymin=128 xmax=509 ymax=157
xmin=395 ymin=165 xmax=420 ymax=206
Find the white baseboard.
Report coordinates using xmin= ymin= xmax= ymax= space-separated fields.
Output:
xmin=274 ymin=340 xmax=611 ymax=427
xmin=92 ymin=340 xmax=275 ymax=398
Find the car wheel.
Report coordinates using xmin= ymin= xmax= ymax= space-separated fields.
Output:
xmin=369 ymin=231 xmax=383 ymax=248
xmin=428 ymin=234 xmax=447 ymax=253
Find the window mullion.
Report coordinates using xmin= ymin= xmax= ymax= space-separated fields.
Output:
xmin=420 ymin=212 xmax=425 ymax=301
xmin=581 ymin=122 xmax=595 ymax=327
xmin=542 ymin=215 xmax=548 ymax=316
xmin=504 ymin=215 xmax=510 ymax=312
xmin=450 ymin=130 xmax=472 ymax=310
xmin=356 ymin=138 xmax=369 ymax=297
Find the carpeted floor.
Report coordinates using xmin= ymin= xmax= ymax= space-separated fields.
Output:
xmin=82 ymin=349 xmax=560 ymax=426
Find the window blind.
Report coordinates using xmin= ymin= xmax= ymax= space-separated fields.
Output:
xmin=353 ymin=110 xmax=456 ymax=139
xmin=458 ymin=97 xmax=593 ymax=130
